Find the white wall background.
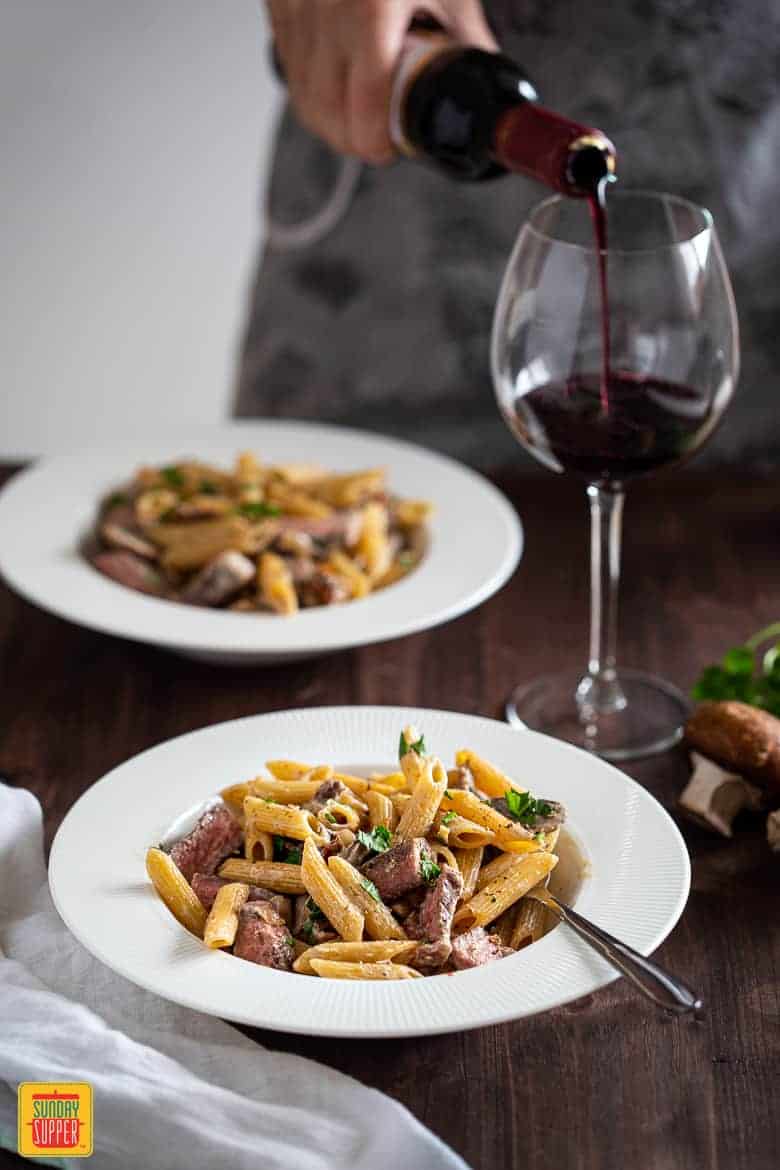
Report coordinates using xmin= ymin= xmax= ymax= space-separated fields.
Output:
xmin=0 ymin=1 xmax=281 ymax=458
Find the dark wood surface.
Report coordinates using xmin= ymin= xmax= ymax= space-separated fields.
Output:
xmin=1 ymin=464 xmax=778 ymax=1169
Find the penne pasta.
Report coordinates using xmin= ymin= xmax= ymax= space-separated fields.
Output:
xmin=309 ymin=959 xmax=422 ymax=980
xmin=454 ymin=846 xmax=484 ymax=901
xmin=318 ymin=800 xmax=361 ymax=831
xmin=396 ymin=757 xmax=447 ymax=840
xmin=218 ymin=858 xmax=306 ymax=894
xmin=203 ymin=882 xmax=249 ymax=949
xmin=434 ymin=811 xmax=495 ymax=849
xmin=454 ymin=749 xmax=525 ymax=798
xmin=453 ymin=852 xmax=558 ymax=931
xmin=328 ymin=856 xmax=407 ymax=941
xmin=324 ymin=549 xmax=371 ymax=599
xmin=265 ymin=759 xmax=313 ymax=782
xmin=366 ymin=790 xmax=396 ymax=831
xmin=146 ymin=847 xmax=207 ymax=937
xmin=244 ymin=824 xmax=274 ymax=862
xmin=429 ymin=842 xmax=458 ymax=871
xmin=394 ymin=499 xmax=434 ymax=527
xmin=243 ymin=795 xmax=323 ymax=842
xmin=293 ymin=939 xmax=417 ymax=975
xmin=356 ymin=501 xmax=391 ymax=579
xmin=306 ymin=468 xmax=386 ymax=509
xmin=368 ymin=771 xmax=406 ymax=790
xmin=301 ymin=838 xmax=364 ymax=942
xmin=440 ymin=788 xmax=536 ymax=851
xmin=257 ymin=551 xmax=298 ymax=615
xmin=509 ymin=896 xmax=549 ymax=949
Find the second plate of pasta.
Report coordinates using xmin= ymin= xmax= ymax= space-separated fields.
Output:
xmin=48 ymin=706 xmax=691 ymax=1037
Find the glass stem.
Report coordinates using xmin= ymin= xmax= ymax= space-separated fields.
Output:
xmin=577 ymin=483 xmax=627 ymax=721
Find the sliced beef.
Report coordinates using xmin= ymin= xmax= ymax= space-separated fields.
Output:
xmin=362 ymin=837 xmax=432 ymax=902
xmin=490 ymin=796 xmax=566 ymax=834
xmin=92 ymin=550 xmax=165 ymax=596
xmin=100 ymin=521 xmax=157 ymax=560
xmin=447 ymin=765 xmax=476 ymax=792
xmin=190 ymin=873 xmax=291 ymax=924
xmin=300 ymin=569 xmax=349 ymax=608
xmin=233 ymin=902 xmax=294 ymax=970
xmin=303 ymin=778 xmax=348 ymax=813
xmin=292 ymin=895 xmax=337 ymax=945
xmin=168 ymin=805 xmax=243 ymax=883
xmin=407 ymin=865 xmax=463 ymax=972
xmin=450 ymin=926 xmax=514 ymax=970
xmin=181 ymin=550 xmax=255 ymax=607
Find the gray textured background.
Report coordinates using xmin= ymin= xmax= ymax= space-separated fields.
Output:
xmin=236 ymin=0 xmax=780 ymax=472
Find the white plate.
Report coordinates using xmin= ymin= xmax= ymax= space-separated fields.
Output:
xmin=0 ymin=422 xmax=522 ymax=664
xmin=49 ymin=706 xmax=691 ymax=1038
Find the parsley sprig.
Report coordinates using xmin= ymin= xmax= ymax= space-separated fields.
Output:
xmin=504 ymin=788 xmax=553 ymax=825
xmin=691 ymin=623 xmax=780 ymax=716
xmin=272 ymin=835 xmax=302 ymax=865
xmin=236 ymin=500 xmax=281 ymax=520
xmin=161 ymin=465 xmax=184 ymax=488
xmin=420 ymin=857 xmax=441 ymax=884
xmin=399 ymin=731 xmax=426 ymax=760
xmin=356 ymin=825 xmax=392 ymax=854
xmin=360 ymin=877 xmax=382 ymax=902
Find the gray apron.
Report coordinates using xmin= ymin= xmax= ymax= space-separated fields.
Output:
xmin=235 ymin=1 xmax=780 ymax=470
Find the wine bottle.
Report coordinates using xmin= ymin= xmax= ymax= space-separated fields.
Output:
xmin=388 ymin=31 xmax=616 ymax=193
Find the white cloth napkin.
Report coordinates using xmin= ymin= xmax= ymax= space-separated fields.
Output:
xmin=0 ymin=784 xmax=469 ymax=1170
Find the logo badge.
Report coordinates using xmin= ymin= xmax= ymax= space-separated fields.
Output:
xmin=18 ymin=1083 xmax=93 ymax=1158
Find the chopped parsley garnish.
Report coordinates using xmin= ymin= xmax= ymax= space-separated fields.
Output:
xmin=305 ymin=898 xmax=323 ymax=919
xmin=236 ymin=500 xmax=281 ymax=520
xmin=441 ymin=811 xmax=457 ymax=826
xmin=420 ymin=857 xmax=441 ymax=884
xmin=198 ymin=479 xmax=218 ymax=495
xmin=161 ymin=465 xmax=184 ymax=488
xmin=444 ymin=791 xmax=454 ymax=801
xmin=323 ymin=811 xmax=336 ymax=824
xmin=105 ymin=491 xmax=128 ymax=509
xmin=272 ymin=835 xmax=302 ymax=864
xmin=504 ymin=789 xmax=553 ymax=825
xmin=360 ymin=877 xmax=382 ymax=902
xmin=301 ymin=919 xmax=317 ymax=943
xmin=398 ymin=731 xmax=426 ymax=760
xmin=534 ymin=831 xmax=547 ymax=845
xmin=356 ymin=825 xmax=392 ymax=853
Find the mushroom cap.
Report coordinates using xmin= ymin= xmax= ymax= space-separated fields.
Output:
xmin=685 ymin=701 xmax=780 ymax=801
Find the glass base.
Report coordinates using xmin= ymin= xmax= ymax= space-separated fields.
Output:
xmin=505 ymin=668 xmax=690 ymax=761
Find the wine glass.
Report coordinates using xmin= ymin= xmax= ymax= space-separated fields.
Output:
xmin=491 ymin=190 xmax=739 ymax=760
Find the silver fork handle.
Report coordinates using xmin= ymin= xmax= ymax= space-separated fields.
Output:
xmin=545 ymin=894 xmax=704 ymax=1016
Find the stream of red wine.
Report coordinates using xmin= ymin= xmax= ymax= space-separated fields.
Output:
xmin=587 ymin=182 xmax=612 ymax=413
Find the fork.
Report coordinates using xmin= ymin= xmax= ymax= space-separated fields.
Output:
xmin=528 ymin=885 xmax=704 ymax=1016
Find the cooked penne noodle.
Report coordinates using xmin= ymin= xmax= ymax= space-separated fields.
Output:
xmin=307 ymin=468 xmax=386 ymax=508
xmin=394 ymin=499 xmax=434 ymax=527
xmin=309 ymin=959 xmax=422 ymax=980
xmin=429 ymin=842 xmax=458 ymax=871
xmin=454 ymin=846 xmax=484 ymax=901
xmin=218 ymin=858 xmax=306 ymax=894
xmin=389 ymin=791 xmax=412 ymax=814
xmin=332 ymin=772 xmax=371 ymax=797
xmin=366 ymin=790 xmax=396 ymax=830
xmin=146 ymin=847 xmax=207 ymax=937
xmin=265 ymin=759 xmax=313 ymax=782
xmin=475 ymin=850 xmax=525 ymax=891
xmin=434 ymin=811 xmax=495 ymax=849
xmin=257 ymin=551 xmax=298 ymax=615
xmin=243 ymin=795 xmax=323 ymax=841
xmin=301 ymin=838 xmax=364 ymax=942
xmin=247 ymin=765 xmax=334 ymax=806
xmin=328 ymin=856 xmax=407 ymax=941
xmin=441 ymin=788 xmax=536 ymax=850
xmin=293 ymin=939 xmax=417 ymax=975
xmin=453 ymin=852 xmax=558 ymax=931
xmin=244 ymin=824 xmax=274 ymax=862
xmin=219 ymin=781 xmax=251 ymax=821
xmin=318 ymin=800 xmax=361 ymax=831
xmin=203 ymin=882 xmax=249 ymax=949
xmin=325 ymin=550 xmax=371 ymax=599
xmin=395 ymin=758 xmax=448 ymax=840
xmin=510 ymin=896 xmax=549 ymax=949
xmin=234 ymin=450 xmax=264 ymax=486
xmin=368 ymin=771 xmax=406 ymax=790
xmin=266 ymin=480 xmax=332 ymax=518
xmin=493 ymin=907 xmax=518 ymax=948
xmin=150 ymin=516 xmax=254 ymax=571
xmin=455 ymin=749 xmax=525 ymax=798
xmin=356 ymin=501 xmax=391 ymax=579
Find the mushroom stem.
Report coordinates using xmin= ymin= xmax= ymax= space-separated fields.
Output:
xmin=678 ymin=752 xmax=764 ymax=837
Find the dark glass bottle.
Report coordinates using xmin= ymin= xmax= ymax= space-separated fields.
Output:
xmin=389 ymin=32 xmax=616 ymax=193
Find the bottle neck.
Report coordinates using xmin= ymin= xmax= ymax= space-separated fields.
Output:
xmin=493 ymin=103 xmax=616 ymax=196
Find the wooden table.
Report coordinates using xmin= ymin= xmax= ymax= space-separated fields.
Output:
xmin=1 ymin=465 xmax=778 ymax=1169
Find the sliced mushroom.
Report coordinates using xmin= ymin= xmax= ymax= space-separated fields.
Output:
xmin=100 ymin=521 xmax=157 ymax=560
xmin=181 ymin=550 xmax=255 ymax=607
xmin=678 ymin=751 xmax=764 ymax=837
xmin=684 ymin=701 xmax=780 ymax=801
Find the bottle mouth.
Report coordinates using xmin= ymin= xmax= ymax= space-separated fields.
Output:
xmin=566 ymin=135 xmax=617 ymax=194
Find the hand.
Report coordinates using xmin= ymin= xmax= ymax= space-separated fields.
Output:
xmin=267 ymin=0 xmax=497 ymax=164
